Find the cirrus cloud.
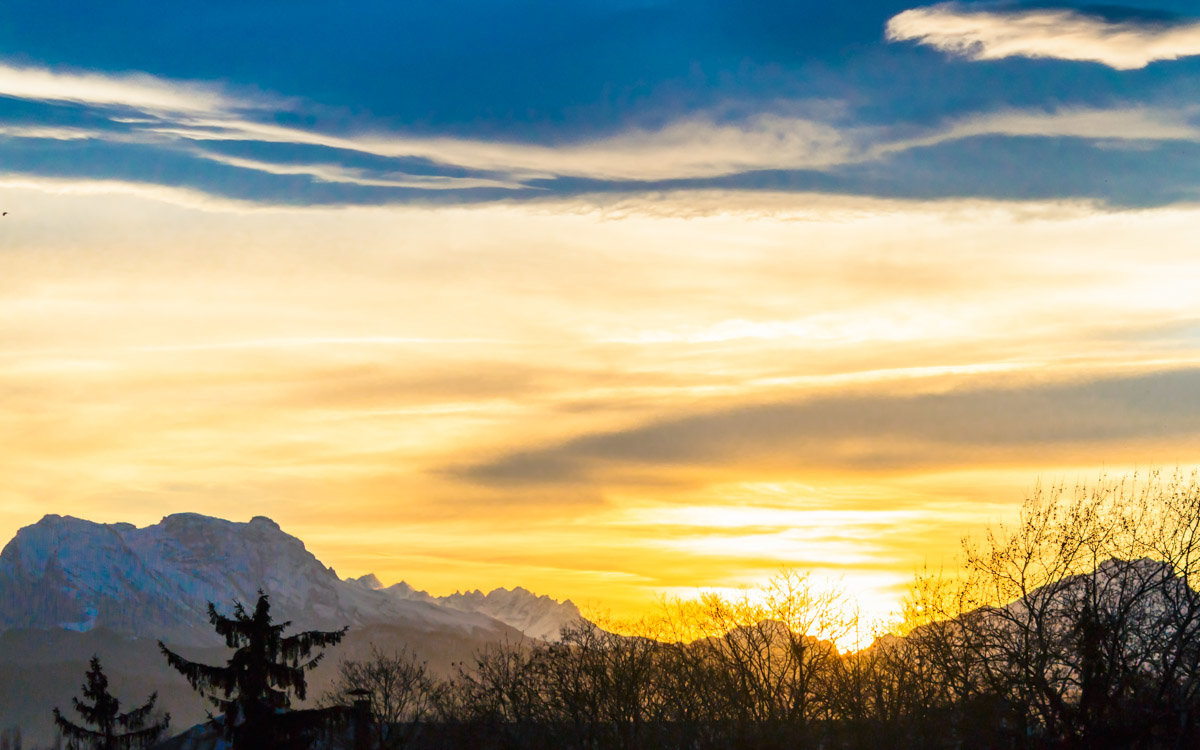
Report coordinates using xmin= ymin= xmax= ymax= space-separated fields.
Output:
xmin=4 ymin=57 xmax=1200 ymax=206
xmin=886 ymin=3 xmax=1200 ymax=69
xmin=0 ymin=62 xmax=240 ymax=114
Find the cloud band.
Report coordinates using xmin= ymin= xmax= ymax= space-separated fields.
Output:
xmin=887 ymin=3 xmax=1200 ymax=69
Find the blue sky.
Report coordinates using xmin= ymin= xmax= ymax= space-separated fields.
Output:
xmin=5 ymin=1 xmax=1200 ymax=206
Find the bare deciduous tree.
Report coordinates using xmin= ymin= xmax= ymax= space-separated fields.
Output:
xmin=323 ymin=645 xmax=437 ymax=749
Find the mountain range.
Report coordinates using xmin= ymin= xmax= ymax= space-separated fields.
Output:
xmin=0 ymin=512 xmax=585 ymax=743
xmin=0 ymin=513 xmax=583 ymax=644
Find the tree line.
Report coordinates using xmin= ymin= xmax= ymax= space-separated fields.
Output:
xmin=327 ymin=473 xmax=1200 ymax=750
xmin=23 ymin=472 xmax=1200 ymax=749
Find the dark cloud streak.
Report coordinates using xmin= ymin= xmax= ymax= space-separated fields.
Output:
xmin=457 ymin=368 xmax=1200 ymax=484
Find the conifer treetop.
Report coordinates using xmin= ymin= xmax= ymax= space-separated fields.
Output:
xmin=53 ymin=655 xmax=169 ymax=750
xmin=160 ymin=590 xmax=347 ymax=714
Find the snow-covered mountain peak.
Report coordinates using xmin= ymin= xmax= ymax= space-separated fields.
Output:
xmin=0 ymin=513 xmax=587 ymax=645
xmin=364 ymin=577 xmax=584 ymax=641
xmin=0 ymin=514 xmax=522 ymax=645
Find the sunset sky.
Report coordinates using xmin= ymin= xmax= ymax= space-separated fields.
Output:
xmin=4 ymin=0 xmax=1200 ymax=629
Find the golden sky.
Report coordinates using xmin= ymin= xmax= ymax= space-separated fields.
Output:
xmin=5 ymin=179 xmax=1200 ymax=630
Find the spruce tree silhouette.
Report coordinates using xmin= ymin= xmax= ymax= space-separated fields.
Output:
xmin=53 ymin=655 xmax=169 ymax=750
xmin=159 ymin=591 xmax=346 ymax=749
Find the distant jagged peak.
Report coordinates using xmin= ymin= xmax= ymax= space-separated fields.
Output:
xmin=349 ymin=573 xmax=384 ymax=589
xmin=448 ymin=589 xmax=487 ymax=604
xmin=344 ymin=575 xmax=584 ymax=641
xmin=386 ymin=580 xmax=430 ymax=596
xmin=487 ymin=585 xmax=533 ymax=599
xmin=484 ymin=585 xmax=578 ymax=608
xmin=437 ymin=585 xmax=584 ymax=641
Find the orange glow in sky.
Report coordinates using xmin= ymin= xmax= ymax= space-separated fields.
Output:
xmin=4 ymin=183 xmax=1200 ymax=627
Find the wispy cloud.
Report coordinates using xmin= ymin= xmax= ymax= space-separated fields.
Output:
xmin=876 ymin=106 xmax=1200 ymax=156
xmin=886 ymin=3 xmax=1200 ymax=69
xmin=0 ymin=124 xmax=101 ymax=141
xmin=0 ymin=62 xmax=237 ymax=113
xmin=3 ymin=59 xmax=1200 ymax=205
xmin=0 ymin=63 xmax=851 ymax=187
xmin=158 ymin=113 xmax=853 ymax=182
xmin=190 ymin=150 xmax=527 ymax=190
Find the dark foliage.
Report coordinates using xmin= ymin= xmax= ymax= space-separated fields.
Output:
xmin=158 ymin=591 xmax=346 ymax=750
xmin=52 ymin=656 xmax=167 ymax=750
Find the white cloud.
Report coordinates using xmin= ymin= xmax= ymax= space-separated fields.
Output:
xmin=934 ymin=107 xmax=1200 ymax=140
xmin=0 ymin=63 xmax=852 ymax=183
xmin=158 ymin=113 xmax=852 ymax=182
xmin=0 ymin=124 xmax=99 ymax=141
xmin=191 ymin=150 xmax=528 ymax=190
xmin=3 ymin=58 xmax=1199 ymax=193
xmin=886 ymin=3 xmax=1200 ymax=69
xmin=872 ymin=106 xmax=1200 ymax=158
xmin=85 ymin=103 xmax=1200 ymax=188
xmin=0 ymin=63 xmax=235 ymax=114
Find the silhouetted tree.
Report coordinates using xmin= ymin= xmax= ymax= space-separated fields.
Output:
xmin=323 ymin=644 xmax=437 ymax=749
xmin=651 ymin=571 xmax=851 ymax=749
xmin=452 ymin=640 xmax=551 ymax=748
xmin=52 ymin=655 xmax=168 ymax=750
xmin=159 ymin=591 xmax=346 ymax=750
xmin=896 ymin=473 xmax=1200 ymax=749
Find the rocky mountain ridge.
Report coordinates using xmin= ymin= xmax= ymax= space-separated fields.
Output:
xmin=0 ymin=513 xmax=583 ymax=646
xmin=348 ymin=573 xmax=583 ymax=642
